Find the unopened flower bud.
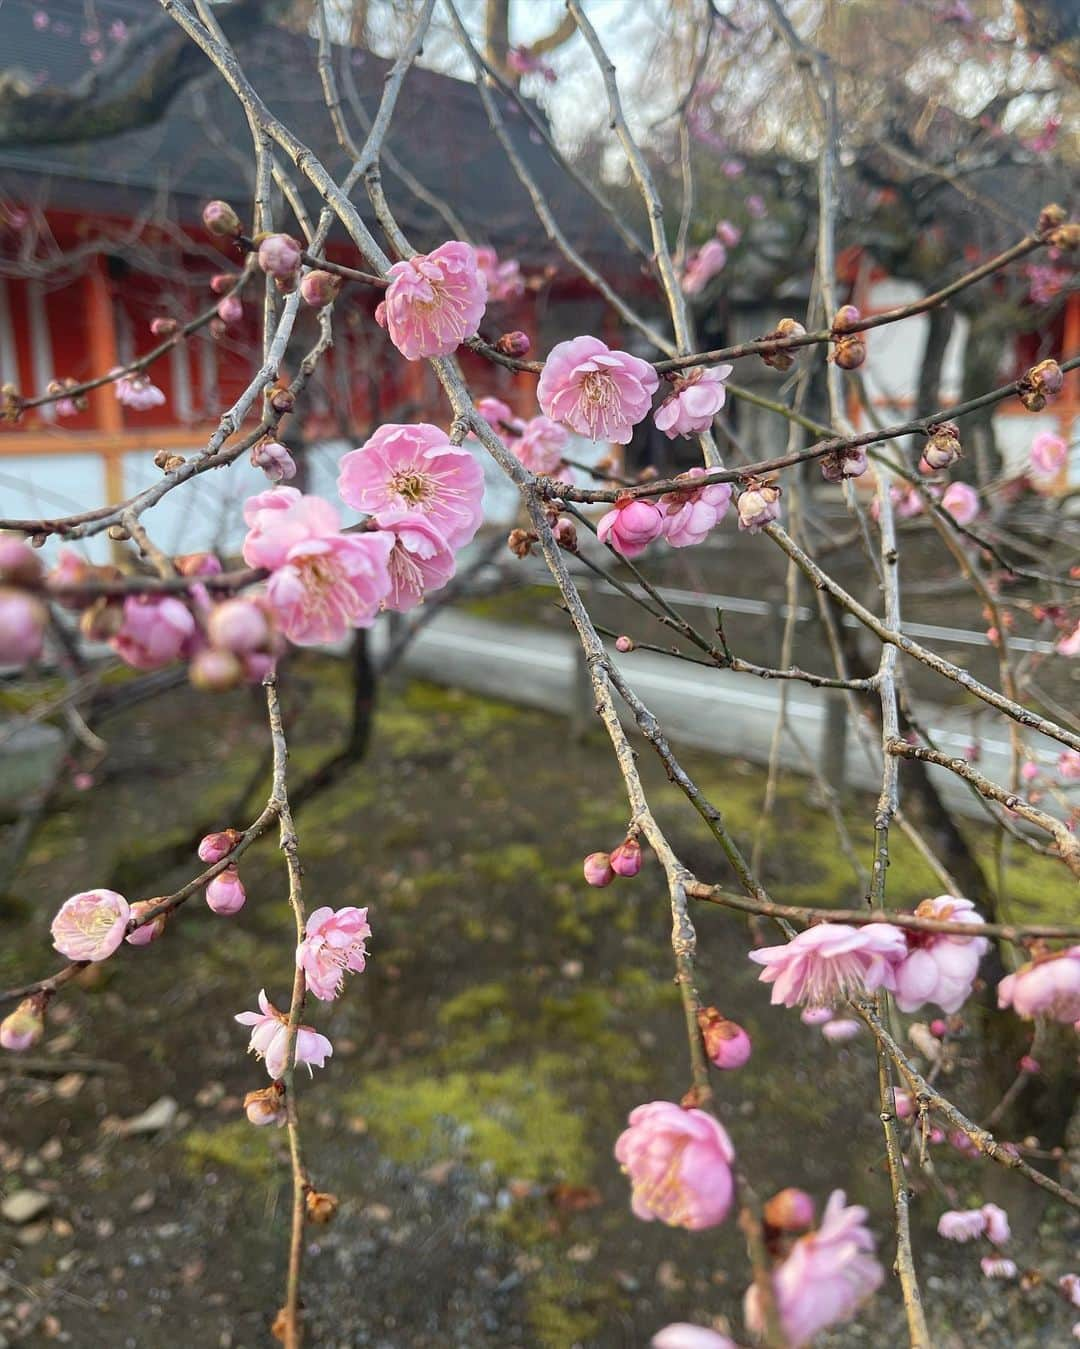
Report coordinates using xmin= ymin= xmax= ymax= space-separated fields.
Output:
xmin=1037 ymin=203 xmax=1066 ymax=236
xmin=1049 ymin=221 xmax=1080 ymax=251
xmin=831 ymin=304 xmax=861 ymax=333
xmin=305 ymin=1190 xmax=339 ymax=1224
xmin=614 ymin=635 xmax=635 ymax=653
xmin=583 ymin=852 xmax=615 ymax=887
xmin=2 ymin=383 xmax=21 ymax=422
xmin=209 ymin=317 xmax=228 ymax=340
xmin=763 ymin=1187 xmax=815 ymax=1232
xmin=250 ymin=439 xmax=297 ymax=483
xmin=929 ymin=1018 xmax=948 ymax=1037
xmin=0 ymin=587 xmax=46 ymax=666
xmin=258 ymin=233 xmax=303 ymax=282
xmin=821 ymin=1017 xmax=861 ymax=1042
xmin=202 ymin=200 xmax=242 ymax=238
xmin=209 ymin=273 xmax=235 ymax=295
xmin=737 ymin=481 xmax=781 ymax=533
xmin=299 ymin=269 xmax=342 ymax=307
xmin=0 ymin=534 xmax=43 ymax=587
xmin=698 ymin=1008 xmax=752 ymax=1069
xmin=1018 ymin=1054 xmax=1040 ymax=1074
xmin=150 ymin=317 xmax=178 ymax=338
xmin=894 ymin=1089 xmax=914 ymax=1119
xmin=761 ymin=318 xmax=806 ymax=371
xmin=126 ymin=899 xmax=168 ymax=946
xmin=831 ymin=334 xmax=866 ymax=370
xmin=495 ymin=330 xmax=531 ymax=357
xmin=205 ymin=864 xmax=246 ymax=915
xmin=244 ymin=1082 xmax=286 ymax=1127
xmin=208 ymin=597 xmax=271 ymax=654
xmin=217 ymin=294 xmax=243 ymax=325
xmin=552 ymin=517 xmax=577 ymax=551
xmin=0 ymin=996 xmax=45 ymax=1052
xmin=198 ymin=829 xmax=240 ymax=864
xmin=609 ymin=837 xmax=642 ymax=878
xmin=922 ymin=421 xmax=962 ymax=472
xmin=507 ymin=528 xmax=537 ymax=559
xmin=820 ymin=446 xmax=868 ymax=482
xmin=189 ymin=646 xmax=243 ymax=692
xmin=175 ymin=552 xmax=223 ymax=578
xmin=1018 ymin=358 xmax=1063 ymax=411
xmin=268 ymin=387 xmax=295 ymax=415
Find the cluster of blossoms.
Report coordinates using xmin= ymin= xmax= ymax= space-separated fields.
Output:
xmin=113 ymin=371 xmax=166 ymax=412
xmin=749 ymin=898 xmax=991 ymax=1017
xmin=474 ymin=246 xmax=524 ymax=303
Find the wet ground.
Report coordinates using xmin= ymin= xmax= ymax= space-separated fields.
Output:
xmin=0 ymin=655 xmax=1076 ymax=1347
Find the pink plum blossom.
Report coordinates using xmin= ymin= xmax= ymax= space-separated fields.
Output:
xmin=651 ymin=1328 xmax=736 ymax=1349
xmin=597 ymin=498 xmax=664 ymax=558
xmin=110 ymin=595 xmax=196 ymax=670
xmin=51 ymin=888 xmax=130 ymax=962
xmin=338 ymin=423 xmax=484 ymax=550
xmin=681 ymin=240 xmax=727 ymax=295
xmin=981 ymin=1257 xmax=1018 ymax=1279
xmin=513 ymin=416 xmax=568 ymax=475
xmin=1021 ymin=759 xmax=1040 ymax=782
xmin=0 ymin=997 xmax=45 ymax=1052
xmin=997 ymin=947 xmax=1080 ymax=1023
xmin=0 ymin=589 xmax=46 ymax=665
xmin=745 ymin=1191 xmax=883 ymax=1348
xmin=207 ymin=598 xmax=271 ymax=654
xmin=115 ymin=374 xmax=165 ymax=411
xmin=749 ymin=922 xmax=907 ymax=1008
xmin=937 ymin=1208 xmax=987 ymax=1242
xmin=1057 ymin=626 xmax=1080 ymax=658
xmin=296 ymin=905 xmax=371 ymax=1001
xmin=475 ymin=246 xmax=524 ymax=302
xmin=1060 ymin=750 xmax=1080 ymax=779
xmin=614 ymin=1101 xmax=735 ymax=1230
xmin=205 ymin=866 xmax=246 ymax=915
xmin=610 ymin=838 xmax=642 ymax=878
xmin=475 ymin=397 xmax=519 ymax=434
xmin=893 ymin=896 xmax=989 ymax=1014
xmin=125 ymin=900 xmax=167 ymax=946
xmin=251 ymin=439 xmax=297 ymax=483
xmin=654 ymin=365 xmax=733 ymax=439
xmin=716 ymin=220 xmax=741 ymax=248
xmin=800 ymin=1006 xmax=834 ymax=1026
xmin=941 ymin=481 xmax=980 ymax=525
xmin=379 ymin=512 xmax=457 ymax=612
xmin=235 ymin=989 xmax=333 ymax=1078
xmin=375 ymin=241 xmax=487 ymax=360
xmin=1031 ymin=431 xmax=1068 ymax=477
xmin=537 ymin=336 xmax=659 ymax=444
xmin=821 ymin=1017 xmax=861 ymax=1042
xmin=584 ymin=852 xmax=615 ymax=887
xmin=1060 ymin=1274 xmax=1080 ymax=1309
xmin=216 ymin=294 xmax=243 ymax=325
xmin=737 ymin=482 xmax=781 ymax=532
xmin=659 ymin=467 xmax=732 ymax=548
xmin=981 ymin=1203 xmax=1010 ymax=1246
xmin=242 ymin=489 xmax=393 ymax=646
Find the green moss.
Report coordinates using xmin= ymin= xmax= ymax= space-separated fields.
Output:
xmin=526 ymin=1270 xmax=604 ymax=1348
xmin=182 ymin=1121 xmax=281 ymax=1182
xmin=349 ymin=1060 xmax=589 ymax=1184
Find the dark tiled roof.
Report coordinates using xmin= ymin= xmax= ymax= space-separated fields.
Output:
xmin=0 ymin=0 xmax=629 ymax=268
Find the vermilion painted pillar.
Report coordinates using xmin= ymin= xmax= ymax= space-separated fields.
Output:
xmin=83 ymin=259 xmax=125 ymax=509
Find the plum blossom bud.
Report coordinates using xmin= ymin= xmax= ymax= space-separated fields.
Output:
xmin=552 ymin=518 xmax=577 ymax=551
xmin=763 ymin=1187 xmax=815 ymax=1232
xmin=821 ymin=1017 xmax=861 ymax=1042
xmin=922 ymin=422 xmax=962 ymax=473
xmin=176 ymin=552 xmax=223 ymax=578
xmin=938 ymin=1208 xmax=986 ymax=1241
xmin=150 ymin=317 xmax=178 ymax=338
xmin=615 ymin=635 xmax=635 ymax=653
xmin=299 ymin=269 xmax=342 ymax=307
xmin=244 ymin=1081 xmax=286 ymax=1127
xmin=1018 ymin=1054 xmax=1040 ymax=1074
xmin=216 ymin=294 xmax=243 ymax=325
xmin=0 ymin=588 xmax=47 ymax=665
xmin=832 ymin=304 xmax=861 ymax=332
xmin=820 ymin=447 xmax=868 ymax=482
xmin=610 ymin=837 xmax=642 ymax=878
xmin=209 ymin=317 xmax=228 ymax=340
xmin=203 ymin=200 xmax=242 ymax=238
xmin=597 ymin=498 xmax=664 ymax=558
xmin=199 ymin=830 xmax=240 ymax=864
xmin=126 ymin=899 xmax=168 ymax=946
xmin=0 ymin=534 xmax=43 ymax=587
xmin=894 ymin=1089 xmax=914 ymax=1119
xmin=257 ymin=234 xmax=302 ymax=284
xmin=268 ymin=387 xmax=295 ymax=415
xmin=1037 ymin=203 xmax=1067 ymax=236
xmin=507 ymin=528 xmax=537 ymax=559
xmin=0 ymin=996 xmax=46 ymax=1052
xmin=208 ymin=598 xmax=271 ymax=654
xmin=716 ymin=219 xmax=741 ymax=248
xmin=495 ymin=330 xmax=531 ymax=357
xmin=982 ymin=1203 xmax=1011 ymax=1246
xmin=737 ymin=481 xmax=781 ymax=533
xmin=189 ymin=647 xmax=243 ymax=692
xmin=305 ymin=1190 xmax=339 ymax=1224
xmin=583 ymin=852 xmax=615 ymax=887
xmin=832 ymin=334 xmax=866 ymax=370
xmin=761 ymin=318 xmax=806 ymax=371
xmin=205 ymin=865 xmax=246 ymax=915
xmin=800 ymin=1007 xmax=833 ymax=1026
xmin=209 ymin=273 xmax=235 ymax=295
xmin=981 ymin=1257 xmax=1018 ymax=1280
xmin=942 ymin=481 xmax=980 ymax=525
xmin=698 ymin=1008 xmax=752 ymax=1069
xmin=1018 ymin=359 xmax=1064 ymax=412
